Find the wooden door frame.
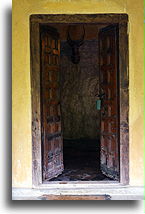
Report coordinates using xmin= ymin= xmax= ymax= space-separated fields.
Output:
xmin=30 ymin=14 xmax=129 ymax=187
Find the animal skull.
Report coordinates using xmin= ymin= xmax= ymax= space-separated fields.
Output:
xmin=67 ymin=26 xmax=85 ymax=64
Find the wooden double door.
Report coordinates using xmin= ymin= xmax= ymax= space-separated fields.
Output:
xmin=40 ymin=24 xmax=120 ymax=181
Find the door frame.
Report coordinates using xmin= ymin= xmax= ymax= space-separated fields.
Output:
xmin=30 ymin=14 xmax=129 ymax=187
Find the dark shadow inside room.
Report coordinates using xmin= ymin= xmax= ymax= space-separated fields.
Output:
xmin=47 ymin=24 xmax=113 ymax=182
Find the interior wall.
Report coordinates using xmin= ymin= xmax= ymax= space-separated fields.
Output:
xmin=60 ymin=26 xmax=100 ymax=139
xmin=12 ymin=0 xmax=144 ymax=187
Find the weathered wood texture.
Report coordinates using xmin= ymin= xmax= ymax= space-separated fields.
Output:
xmin=99 ymin=24 xmax=120 ymax=180
xmin=30 ymin=14 xmax=129 ymax=187
xmin=30 ymin=14 xmax=128 ymax=24
xmin=30 ymin=22 xmax=42 ymax=187
xmin=40 ymin=25 xmax=64 ymax=181
xmin=40 ymin=194 xmax=111 ymax=200
xmin=118 ymin=22 xmax=129 ymax=184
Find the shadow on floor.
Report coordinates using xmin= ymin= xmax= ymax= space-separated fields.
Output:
xmin=50 ymin=139 xmax=113 ymax=181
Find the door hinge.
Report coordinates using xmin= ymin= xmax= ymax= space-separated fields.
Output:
xmin=127 ymin=22 xmax=130 ymax=35
xmin=41 ymin=125 xmax=44 ymax=134
xmin=127 ymin=65 xmax=129 ymax=79
xmin=41 ymin=125 xmax=44 ymax=141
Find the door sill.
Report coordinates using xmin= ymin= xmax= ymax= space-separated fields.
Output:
xmin=43 ymin=180 xmax=119 ymax=184
xmin=33 ymin=180 xmax=127 ymax=189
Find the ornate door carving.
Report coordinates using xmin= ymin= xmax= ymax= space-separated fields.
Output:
xmin=99 ymin=24 xmax=119 ymax=180
xmin=40 ymin=26 xmax=64 ymax=180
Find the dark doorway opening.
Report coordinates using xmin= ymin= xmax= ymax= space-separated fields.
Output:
xmin=50 ymin=139 xmax=113 ymax=181
xmin=40 ymin=23 xmax=119 ymax=182
xmin=30 ymin=14 xmax=129 ymax=187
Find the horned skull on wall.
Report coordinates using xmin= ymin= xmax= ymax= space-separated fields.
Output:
xmin=67 ymin=25 xmax=85 ymax=64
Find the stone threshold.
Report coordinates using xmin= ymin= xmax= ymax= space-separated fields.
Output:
xmin=12 ymin=186 xmax=144 ymax=200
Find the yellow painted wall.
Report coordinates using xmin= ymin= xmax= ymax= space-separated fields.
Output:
xmin=12 ymin=0 xmax=144 ymax=187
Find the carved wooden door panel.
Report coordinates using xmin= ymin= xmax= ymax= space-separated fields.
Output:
xmin=40 ymin=26 xmax=64 ymax=180
xmin=99 ymin=25 xmax=119 ymax=180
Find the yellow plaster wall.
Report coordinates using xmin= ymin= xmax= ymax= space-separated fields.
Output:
xmin=12 ymin=0 xmax=144 ymax=187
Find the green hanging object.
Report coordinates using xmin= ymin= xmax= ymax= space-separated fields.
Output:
xmin=96 ymin=100 xmax=101 ymax=110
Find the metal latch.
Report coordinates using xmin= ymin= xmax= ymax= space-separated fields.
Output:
xmin=96 ymin=99 xmax=101 ymax=110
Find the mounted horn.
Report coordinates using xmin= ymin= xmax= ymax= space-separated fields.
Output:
xmin=67 ymin=25 xmax=85 ymax=64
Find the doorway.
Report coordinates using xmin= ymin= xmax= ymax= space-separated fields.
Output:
xmin=30 ymin=14 xmax=129 ymax=187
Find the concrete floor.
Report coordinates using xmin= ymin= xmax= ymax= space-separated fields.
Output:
xmin=12 ymin=186 xmax=144 ymax=200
